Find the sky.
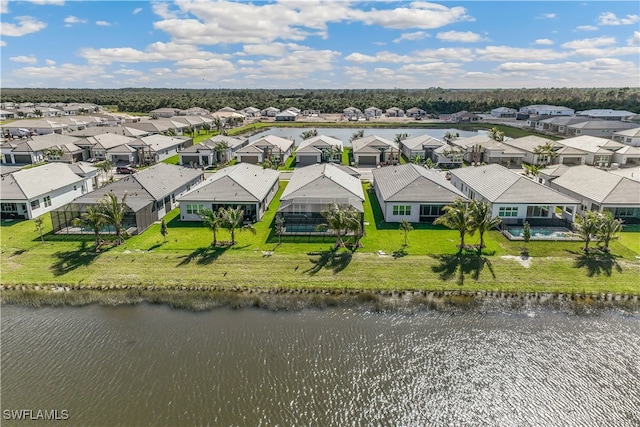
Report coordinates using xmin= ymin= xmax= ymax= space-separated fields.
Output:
xmin=0 ymin=0 xmax=639 ymax=89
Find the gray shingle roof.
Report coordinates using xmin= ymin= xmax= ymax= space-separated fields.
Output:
xmin=450 ymin=164 xmax=578 ymax=204
xmin=177 ymin=163 xmax=279 ymax=203
xmin=373 ymin=164 xmax=466 ymax=203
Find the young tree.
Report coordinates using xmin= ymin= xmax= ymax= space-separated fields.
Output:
xmin=96 ymin=160 xmax=113 ymax=184
xmin=434 ymin=198 xmax=471 ymax=250
xmin=318 ymin=202 xmax=361 ymax=248
xmin=220 ymin=206 xmax=256 ymax=246
xmin=399 ymin=219 xmax=413 ymax=246
xmin=160 ymin=218 xmax=168 ymax=243
xmin=275 ymin=214 xmax=286 ymax=245
xmin=488 ymin=127 xmax=505 ymax=142
xmin=596 ymin=211 xmax=623 ymax=252
xmin=100 ymin=192 xmax=128 ymax=245
xmin=199 ymin=208 xmax=223 ymax=247
xmin=72 ymin=206 xmax=106 ymax=248
xmin=350 ymin=129 xmax=364 ymax=142
xmin=574 ymin=210 xmax=600 ymax=252
xmin=34 ymin=216 xmax=45 ymax=244
xmin=214 ymin=140 xmax=230 ymax=164
xmin=522 ymin=221 xmax=531 ymax=251
xmin=300 ymin=129 xmax=318 ymax=140
xmin=533 ymin=142 xmax=558 ymax=166
xmin=469 ymin=200 xmax=501 ymax=250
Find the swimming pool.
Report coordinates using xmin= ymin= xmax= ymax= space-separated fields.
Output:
xmin=505 ymin=226 xmax=579 ymax=240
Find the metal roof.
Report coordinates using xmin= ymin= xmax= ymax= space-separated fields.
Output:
xmin=400 ymin=135 xmax=444 ymax=150
xmin=177 ymin=163 xmax=279 ymax=203
xmin=1 ymin=163 xmax=85 ymax=200
xmin=351 ymin=135 xmax=398 ymax=153
xmin=372 ymin=164 xmax=466 ymax=203
xmin=450 ymin=164 xmax=579 ymax=204
xmin=550 ymin=165 xmax=640 ymax=205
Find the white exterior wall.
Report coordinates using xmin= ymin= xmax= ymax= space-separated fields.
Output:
xmin=27 ymin=179 xmax=89 ymax=219
xmin=383 ymin=202 xmax=420 ymax=223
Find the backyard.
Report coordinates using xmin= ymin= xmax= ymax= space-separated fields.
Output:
xmin=2 ymin=182 xmax=639 ymax=295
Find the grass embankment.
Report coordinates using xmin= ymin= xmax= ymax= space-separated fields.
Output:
xmin=2 ymin=184 xmax=639 ymax=300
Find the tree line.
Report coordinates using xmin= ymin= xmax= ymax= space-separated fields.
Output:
xmin=2 ymin=87 xmax=639 ymax=115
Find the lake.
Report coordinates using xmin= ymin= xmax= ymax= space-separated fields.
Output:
xmin=2 ymin=304 xmax=639 ymax=426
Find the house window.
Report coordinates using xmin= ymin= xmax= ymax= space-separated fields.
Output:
xmin=2 ymin=203 xmax=18 ymax=212
xmin=420 ymin=205 xmax=444 ymax=217
xmin=186 ymin=204 xmax=204 ymax=215
xmin=565 ymin=206 xmax=574 ymax=214
xmin=392 ymin=205 xmax=412 ymax=216
xmin=31 ymin=200 xmax=41 ymax=209
xmin=595 ymin=155 xmax=609 ymax=164
xmin=613 ymin=207 xmax=634 ymax=217
xmin=498 ymin=206 xmax=518 ymax=217
xmin=43 ymin=196 xmax=51 ymax=207
xmin=527 ymin=206 xmax=549 ymax=217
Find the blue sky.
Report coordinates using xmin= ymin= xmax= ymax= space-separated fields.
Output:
xmin=1 ymin=0 xmax=638 ymax=89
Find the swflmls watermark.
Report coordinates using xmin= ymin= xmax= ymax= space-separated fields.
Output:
xmin=3 ymin=409 xmax=69 ymax=421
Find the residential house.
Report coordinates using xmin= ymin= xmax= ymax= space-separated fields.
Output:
xmin=343 ymin=107 xmax=362 ymax=120
xmin=149 ymin=108 xmax=182 ymax=118
xmin=576 ymin=109 xmax=636 ymax=121
xmin=385 ymin=107 xmax=404 ymax=117
xmin=261 ymin=107 xmax=280 ymax=117
xmin=519 ymin=105 xmax=574 ymax=116
xmin=277 ymin=163 xmax=365 ymax=233
xmin=364 ymin=107 xmax=382 ymax=119
xmin=179 ymin=135 xmax=247 ymax=167
xmin=275 ymin=110 xmax=298 ymax=122
xmin=405 ymin=107 xmax=426 ymax=119
xmin=449 ymin=164 xmax=579 ymax=225
xmin=0 ymin=110 xmax=16 ymax=120
xmin=296 ymin=135 xmax=343 ymax=166
xmin=177 ymin=163 xmax=279 ymax=222
xmin=433 ymin=145 xmax=466 ymax=168
xmin=126 ymin=118 xmax=185 ymax=135
xmin=68 ymin=126 xmax=152 ymax=138
xmin=1 ymin=133 xmax=85 ymax=164
xmin=566 ymin=120 xmax=637 ymax=138
xmin=372 ymin=164 xmax=466 ymax=223
xmin=51 ymin=163 xmax=204 ymax=236
xmin=490 ymin=107 xmax=517 ymax=118
xmin=534 ymin=116 xmax=588 ymax=134
xmin=1 ymin=119 xmax=67 ymax=136
xmin=133 ymin=134 xmax=191 ymax=164
xmin=450 ymin=135 xmax=525 ymax=167
xmin=241 ymin=107 xmax=261 ymax=117
xmin=75 ymin=134 xmax=139 ymax=162
xmin=548 ymin=165 xmax=640 ymax=223
xmin=235 ymin=135 xmax=294 ymax=164
xmin=611 ymin=145 xmax=640 ymax=167
xmin=399 ymin=135 xmax=444 ymax=162
xmin=501 ymin=135 xmax=561 ymax=165
xmin=351 ymin=135 xmax=399 ymax=166
xmin=612 ymin=127 xmax=640 ymax=147
xmin=450 ymin=111 xmax=480 ymax=123
xmin=556 ymin=135 xmax=625 ymax=168
xmin=1 ymin=163 xmax=95 ymax=219
xmin=180 ymin=107 xmax=211 ymax=116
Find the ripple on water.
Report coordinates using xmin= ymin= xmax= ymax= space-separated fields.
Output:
xmin=1 ymin=305 xmax=639 ymax=426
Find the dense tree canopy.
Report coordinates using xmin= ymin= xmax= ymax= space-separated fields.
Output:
xmin=1 ymin=87 xmax=638 ymax=115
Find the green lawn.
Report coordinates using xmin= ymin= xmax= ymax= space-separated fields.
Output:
xmin=2 ymin=183 xmax=639 ymax=295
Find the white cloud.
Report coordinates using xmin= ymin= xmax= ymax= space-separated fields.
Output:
xmin=630 ymin=31 xmax=640 ymax=47
xmin=11 ymin=63 xmax=106 ymax=82
xmin=534 ymin=39 xmax=554 ymax=45
xmin=0 ymin=40 xmax=6 ymax=47
xmin=10 ymin=55 xmax=37 ymax=64
xmin=79 ymin=42 xmax=229 ymax=65
xmin=476 ymin=46 xmax=568 ymax=61
xmin=436 ymin=30 xmax=484 ymax=43
xmin=597 ymin=12 xmax=640 ymax=26
xmin=575 ymin=25 xmax=598 ymax=31
xmin=351 ymin=2 xmax=473 ymax=30
xmin=561 ymin=36 xmax=616 ymax=49
xmin=114 ymin=69 xmax=143 ymax=76
xmin=45 ymin=59 xmax=55 ymax=65
xmin=133 ymin=7 xmax=142 ymax=15
xmin=64 ymin=16 xmax=87 ymax=27
xmin=393 ymin=31 xmax=429 ymax=43
xmin=96 ymin=21 xmax=111 ymax=27
xmin=26 ymin=0 xmax=65 ymax=5
xmin=346 ymin=47 xmax=474 ymax=64
xmin=1 ymin=1 xmax=8 ymax=14
xmin=538 ymin=13 xmax=557 ymax=19
xmin=0 ymin=16 xmax=47 ymax=37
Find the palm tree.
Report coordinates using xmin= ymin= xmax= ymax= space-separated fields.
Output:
xmin=300 ymin=129 xmax=318 ymax=140
xmin=45 ymin=147 xmax=64 ymax=162
xmin=34 ymin=216 xmax=45 ymax=244
xmin=350 ymin=129 xmax=364 ymax=143
xmin=574 ymin=210 xmax=600 ymax=252
xmin=434 ymin=198 xmax=471 ymax=250
xmin=160 ymin=218 xmax=169 ymax=243
xmin=468 ymin=200 xmax=501 ymax=250
xmin=199 ymin=208 xmax=223 ymax=247
xmin=399 ymin=219 xmax=413 ymax=246
xmin=96 ymin=160 xmax=113 ymax=184
xmin=488 ymin=127 xmax=505 ymax=142
xmin=443 ymin=131 xmax=459 ymax=144
xmin=201 ymin=122 xmax=212 ymax=134
xmin=72 ymin=205 xmax=106 ymax=248
xmin=214 ymin=140 xmax=230 ymax=164
xmin=274 ymin=214 xmax=286 ymax=245
xmin=318 ymin=202 xmax=361 ymax=248
xmin=424 ymin=158 xmax=438 ymax=169
xmin=100 ymin=192 xmax=128 ymax=245
xmin=220 ymin=206 xmax=256 ymax=246
xmin=596 ymin=211 xmax=623 ymax=252
xmin=533 ymin=142 xmax=558 ymax=166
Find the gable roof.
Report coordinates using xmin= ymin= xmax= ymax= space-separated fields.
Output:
xmin=251 ymin=135 xmax=295 ymax=152
xmin=298 ymin=135 xmax=343 ymax=151
xmin=177 ymin=163 xmax=279 ymax=203
xmin=400 ymin=135 xmax=444 ymax=150
xmin=450 ymin=164 xmax=578 ymax=205
xmin=373 ymin=164 xmax=466 ymax=203
xmin=550 ymin=165 xmax=640 ymax=205
xmin=280 ymin=163 xmax=365 ymax=211
xmin=1 ymin=163 xmax=85 ymax=200
xmin=351 ymin=135 xmax=398 ymax=152
xmin=557 ymin=135 xmax=624 ymax=154
xmin=501 ymin=135 xmax=558 ymax=153
xmin=79 ymin=133 xmax=138 ymax=150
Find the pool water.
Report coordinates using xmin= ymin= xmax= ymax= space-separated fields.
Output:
xmin=506 ymin=227 xmax=577 ymax=240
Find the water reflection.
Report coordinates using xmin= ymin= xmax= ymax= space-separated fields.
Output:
xmin=2 ymin=304 xmax=639 ymax=426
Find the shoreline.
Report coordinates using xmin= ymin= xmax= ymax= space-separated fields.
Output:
xmin=2 ymin=285 xmax=639 ymax=314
